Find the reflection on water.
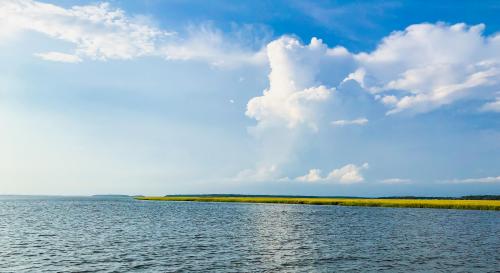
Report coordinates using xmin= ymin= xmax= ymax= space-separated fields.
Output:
xmin=0 ymin=196 xmax=499 ymax=272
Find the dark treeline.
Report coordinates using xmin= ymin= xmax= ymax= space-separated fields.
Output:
xmin=461 ymin=195 xmax=500 ymax=200
xmin=162 ymin=194 xmax=500 ymax=200
xmin=164 ymin=194 xmax=362 ymax=199
xmin=380 ymin=195 xmax=500 ymax=200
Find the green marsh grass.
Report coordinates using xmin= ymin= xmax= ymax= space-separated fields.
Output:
xmin=135 ymin=196 xmax=500 ymax=210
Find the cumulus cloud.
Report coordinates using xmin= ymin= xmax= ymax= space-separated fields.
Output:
xmin=296 ymin=163 xmax=369 ymax=184
xmin=232 ymin=163 xmax=369 ymax=184
xmin=443 ymin=176 xmax=500 ymax=184
xmin=379 ymin=178 xmax=412 ymax=184
xmin=326 ymin=163 xmax=369 ymax=183
xmin=0 ymin=0 xmax=266 ymax=66
xmin=246 ymin=22 xmax=500 ymax=133
xmin=331 ymin=117 xmax=368 ymax=127
xmin=296 ymin=169 xmax=323 ymax=182
xmin=352 ymin=23 xmax=500 ymax=114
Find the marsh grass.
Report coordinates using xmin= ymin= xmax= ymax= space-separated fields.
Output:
xmin=135 ymin=196 xmax=500 ymax=210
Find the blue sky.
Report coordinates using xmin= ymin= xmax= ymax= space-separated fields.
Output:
xmin=0 ymin=0 xmax=499 ymax=196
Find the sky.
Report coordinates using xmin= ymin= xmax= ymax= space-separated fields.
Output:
xmin=1 ymin=0 xmax=500 ymax=196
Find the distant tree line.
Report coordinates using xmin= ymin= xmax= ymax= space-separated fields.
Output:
xmin=370 ymin=195 xmax=500 ymax=200
xmin=460 ymin=195 xmax=500 ymax=200
xmin=161 ymin=194 xmax=500 ymax=200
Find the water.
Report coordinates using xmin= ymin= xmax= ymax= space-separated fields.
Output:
xmin=0 ymin=196 xmax=499 ymax=272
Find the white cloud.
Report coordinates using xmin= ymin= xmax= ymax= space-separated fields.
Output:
xmin=443 ymin=176 xmax=500 ymax=184
xmin=295 ymin=163 xmax=369 ymax=184
xmin=5 ymin=4 xmax=500 ymax=114
xmin=0 ymin=0 xmax=266 ymax=66
xmin=331 ymin=117 xmax=368 ymax=127
xmin=34 ymin=51 xmax=82 ymax=63
xmin=248 ymin=22 xmax=500 ymax=118
xmin=232 ymin=163 xmax=369 ymax=184
xmin=379 ymin=178 xmax=412 ymax=184
xmin=246 ymin=37 xmax=335 ymax=131
xmin=247 ymin=22 xmax=500 ymax=129
xmin=352 ymin=23 xmax=500 ymax=114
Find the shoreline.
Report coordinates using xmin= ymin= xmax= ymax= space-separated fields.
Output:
xmin=135 ymin=196 xmax=500 ymax=210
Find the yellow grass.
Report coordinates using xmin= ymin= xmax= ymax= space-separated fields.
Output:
xmin=135 ymin=196 xmax=500 ymax=210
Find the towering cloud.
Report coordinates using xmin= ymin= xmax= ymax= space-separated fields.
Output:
xmin=245 ymin=35 xmax=359 ymax=131
xmin=246 ymin=37 xmax=334 ymax=131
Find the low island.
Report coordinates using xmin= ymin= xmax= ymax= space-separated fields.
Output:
xmin=135 ymin=195 xmax=500 ymax=210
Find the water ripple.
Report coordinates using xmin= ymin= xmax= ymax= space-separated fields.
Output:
xmin=0 ymin=197 xmax=499 ymax=272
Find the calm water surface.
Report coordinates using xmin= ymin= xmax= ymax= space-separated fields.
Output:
xmin=0 ymin=196 xmax=499 ymax=272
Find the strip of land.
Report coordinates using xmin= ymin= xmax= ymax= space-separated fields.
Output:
xmin=135 ymin=196 xmax=500 ymax=210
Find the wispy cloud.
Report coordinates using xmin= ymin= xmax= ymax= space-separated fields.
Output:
xmin=1 ymin=1 xmax=167 ymax=60
xmin=34 ymin=52 xmax=82 ymax=63
xmin=442 ymin=176 xmax=500 ymax=184
xmin=480 ymin=97 xmax=500 ymax=112
xmin=379 ymin=178 xmax=412 ymax=184
xmin=331 ymin=118 xmax=368 ymax=127
xmin=0 ymin=0 xmax=266 ymax=66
